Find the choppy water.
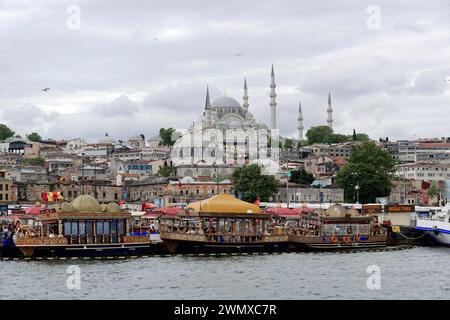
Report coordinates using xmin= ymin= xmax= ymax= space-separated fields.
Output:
xmin=0 ymin=247 xmax=449 ymax=300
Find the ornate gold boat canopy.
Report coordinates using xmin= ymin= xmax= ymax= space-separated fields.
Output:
xmin=38 ymin=195 xmax=130 ymax=220
xmin=184 ymin=194 xmax=266 ymax=218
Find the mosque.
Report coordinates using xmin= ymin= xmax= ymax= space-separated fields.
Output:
xmin=171 ymin=65 xmax=334 ymax=178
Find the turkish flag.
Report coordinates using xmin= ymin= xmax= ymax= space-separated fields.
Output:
xmin=41 ymin=192 xmax=48 ymax=202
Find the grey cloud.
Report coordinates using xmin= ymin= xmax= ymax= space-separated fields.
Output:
xmin=1 ymin=0 xmax=450 ymax=141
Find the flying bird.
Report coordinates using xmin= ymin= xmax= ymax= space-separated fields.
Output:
xmin=41 ymin=88 xmax=50 ymax=92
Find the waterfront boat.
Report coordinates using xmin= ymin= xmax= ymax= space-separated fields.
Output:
xmin=159 ymin=194 xmax=289 ymax=254
xmin=287 ymin=204 xmax=388 ymax=251
xmin=414 ymin=203 xmax=450 ymax=247
xmin=14 ymin=195 xmax=165 ymax=258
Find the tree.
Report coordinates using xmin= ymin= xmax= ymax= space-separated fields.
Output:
xmin=289 ymin=168 xmax=314 ymax=186
xmin=336 ymin=141 xmax=395 ymax=204
xmin=21 ymin=157 xmax=45 ymax=166
xmin=159 ymin=128 xmax=177 ymax=147
xmin=232 ymin=164 xmax=279 ymax=202
xmin=27 ymin=132 xmax=42 ymax=142
xmin=157 ymin=165 xmax=176 ymax=177
xmin=283 ymin=138 xmax=294 ymax=149
xmin=427 ymin=182 xmax=442 ymax=205
xmin=0 ymin=124 xmax=15 ymax=141
xmin=352 ymin=129 xmax=357 ymax=141
xmin=306 ymin=126 xmax=334 ymax=144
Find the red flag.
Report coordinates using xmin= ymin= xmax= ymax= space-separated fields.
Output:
xmin=178 ymin=180 xmax=182 ymax=188
xmin=254 ymin=197 xmax=260 ymax=206
xmin=41 ymin=192 xmax=48 ymax=202
xmin=119 ymin=200 xmax=124 ymax=206
xmin=52 ymin=192 xmax=59 ymax=202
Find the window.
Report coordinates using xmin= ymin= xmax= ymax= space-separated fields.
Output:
xmin=96 ymin=221 xmax=104 ymax=235
xmin=71 ymin=221 xmax=78 ymax=235
xmin=114 ymin=193 xmax=118 ymax=200
xmin=64 ymin=221 xmax=71 ymax=235
xmin=0 ymin=185 xmax=2 ymax=191
xmin=5 ymin=184 xmax=8 ymax=191
xmin=5 ymin=194 xmax=8 ymax=201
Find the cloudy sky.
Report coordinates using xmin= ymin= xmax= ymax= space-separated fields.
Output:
xmin=1 ymin=0 xmax=450 ymax=142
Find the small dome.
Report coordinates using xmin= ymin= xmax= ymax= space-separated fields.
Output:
xmin=99 ymin=133 xmax=116 ymax=144
xmin=107 ymin=203 xmax=121 ymax=213
xmin=180 ymin=176 xmax=195 ymax=184
xmin=211 ymin=96 xmax=242 ymax=109
xmin=325 ymin=204 xmax=348 ymax=218
xmin=60 ymin=202 xmax=75 ymax=213
xmin=72 ymin=195 xmax=101 ymax=212
xmin=347 ymin=208 xmax=360 ymax=217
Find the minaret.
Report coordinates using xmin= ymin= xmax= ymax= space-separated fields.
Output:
xmin=327 ymin=91 xmax=333 ymax=129
xmin=298 ymin=101 xmax=304 ymax=141
xmin=204 ymin=85 xmax=211 ymax=128
xmin=269 ymin=64 xmax=277 ymax=130
xmin=243 ymin=78 xmax=249 ymax=113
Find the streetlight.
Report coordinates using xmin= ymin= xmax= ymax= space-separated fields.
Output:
xmin=355 ymin=184 xmax=360 ymax=204
xmin=351 ymin=172 xmax=359 ymax=204
xmin=81 ymin=153 xmax=85 ymax=195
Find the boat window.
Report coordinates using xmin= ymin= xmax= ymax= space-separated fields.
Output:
xmin=96 ymin=220 xmax=104 ymax=235
xmin=64 ymin=221 xmax=71 ymax=236
xmin=79 ymin=221 xmax=86 ymax=235
xmin=117 ymin=220 xmax=124 ymax=235
xmin=71 ymin=221 xmax=78 ymax=235
xmin=104 ymin=221 xmax=110 ymax=235
xmin=111 ymin=221 xmax=117 ymax=235
xmin=86 ymin=221 xmax=93 ymax=235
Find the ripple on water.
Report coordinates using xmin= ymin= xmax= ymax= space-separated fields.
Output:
xmin=0 ymin=247 xmax=449 ymax=299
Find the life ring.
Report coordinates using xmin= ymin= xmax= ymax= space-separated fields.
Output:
xmin=343 ymin=235 xmax=350 ymax=244
xmin=330 ymin=235 xmax=337 ymax=244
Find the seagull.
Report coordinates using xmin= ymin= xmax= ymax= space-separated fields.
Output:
xmin=41 ymin=88 xmax=50 ymax=92
xmin=233 ymin=53 xmax=243 ymax=56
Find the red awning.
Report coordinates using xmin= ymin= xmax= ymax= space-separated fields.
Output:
xmin=146 ymin=207 xmax=182 ymax=217
xmin=291 ymin=207 xmax=315 ymax=214
xmin=25 ymin=206 xmax=42 ymax=215
xmin=265 ymin=208 xmax=299 ymax=216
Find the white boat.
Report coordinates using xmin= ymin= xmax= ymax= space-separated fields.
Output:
xmin=415 ymin=203 xmax=450 ymax=247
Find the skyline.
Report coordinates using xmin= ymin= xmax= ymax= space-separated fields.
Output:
xmin=1 ymin=0 xmax=450 ymax=141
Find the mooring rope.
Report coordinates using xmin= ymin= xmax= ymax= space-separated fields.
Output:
xmin=397 ymin=231 xmax=429 ymax=240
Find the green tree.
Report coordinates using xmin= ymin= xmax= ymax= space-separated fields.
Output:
xmin=306 ymin=126 xmax=334 ymax=144
xmin=157 ymin=165 xmax=176 ymax=177
xmin=232 ymin=164 xmax=279 ymax=202
xmin=427 ymin=182 xmax=442 ymax=205
xmin=283 ymin=138 xmax=294 ymax=149
xmin=22 ymin=157 xmax=45 ymax=166
xmin=336 ymin=141 xmax=395 ymax=204
xmin=0 ymin=124 xmax=15 ymax=141
xmin=289 ymin=168 xmax=314 ymax=186
xmin=159 ymin=128 xmax=177 ymax=147
xmin=26 ymin=132 xmax=42 ymax=142
xmin=352 ymin=129 xmax=357 ymax=141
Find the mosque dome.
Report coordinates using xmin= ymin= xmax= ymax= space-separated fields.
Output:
xmin=72 ymin=195 xmax=101 ymax=212
xmin=60 ymin=202 xmax=75 ymax=213
xmin=325 ymin=204 xmax=348 ymax=218
xmin=107 ymin=202 xmax=121 ymax=213
xmin=99 ymin=133 xmax=116 ymax=144
xmin=211 ymin=96 xmax=242 ymax=109
xmin=347 ymin=208 xmax=360 ymax=217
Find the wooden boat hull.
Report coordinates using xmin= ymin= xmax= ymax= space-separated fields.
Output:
xmin=161 ymin=232 xmax=289 ymax=254
xmin=0 ymin=244 xmax=24 ymax=259
xmin=289 ymin=234 xmax=388 ymax=252
xmin=14 ymin=236 xmax=167 ymax=258
xmin=15 ymin=242 xmax=167 ymax=258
